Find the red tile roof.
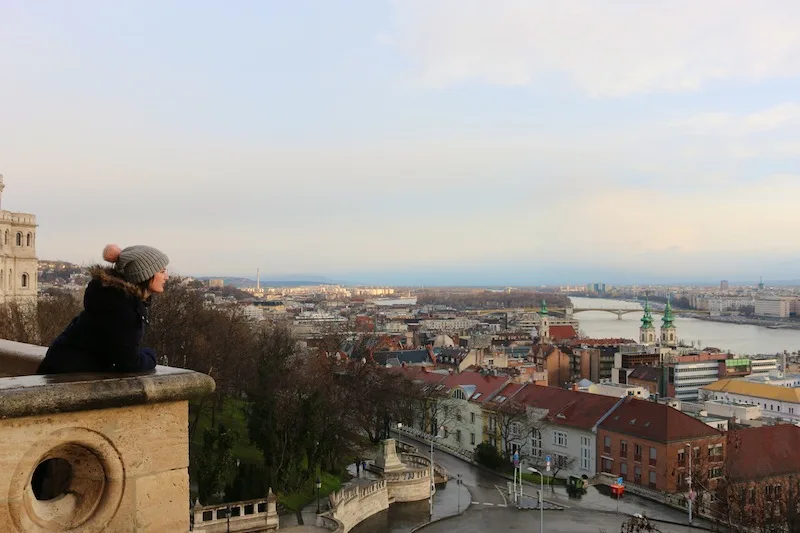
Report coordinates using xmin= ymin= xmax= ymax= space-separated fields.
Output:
xmin=727 ymin=425 xmax=800 ymax=482
xmin=485 ymin=382 xmax=525 ymax=408
xmin=440 ymin=371 xmax=510 ymax=404
xmin=599 ymin=397 xmax=722 ymax=443
xmin=515 ymin=385 xmax=621 ymax=430
xmin=628 ymin=366 xmax=662 ymax=382
xmin=549 ymin=325 xmax=578 ymax=341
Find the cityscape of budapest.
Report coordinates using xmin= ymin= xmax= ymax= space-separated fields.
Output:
xmin=2 ymin=2 xmax=800 ymax=533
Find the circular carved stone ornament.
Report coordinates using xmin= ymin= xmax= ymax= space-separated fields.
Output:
xmin=7 ymin=427 xmax=125 ymax=533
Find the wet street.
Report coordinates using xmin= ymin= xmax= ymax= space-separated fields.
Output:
xmin=350 ymin=434 xmax=720 ymax=533
xmin=422 ymin=507 xmax=716 ymax=533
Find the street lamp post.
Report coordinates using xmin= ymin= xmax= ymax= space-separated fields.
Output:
xmin=397 ymin=422 xmax=403 ymax=450
xmin=429 ymin=426 xmax=441 ymax=520
xmin=457 ymin=474 xmax=462 ymax=513
xmin=316 ymin=477 xmax=322 ymax=514
xmin=527 ymin=467 xmax=544 ymax=533
xmin=685 ymin=443 xmax=693 ymax=525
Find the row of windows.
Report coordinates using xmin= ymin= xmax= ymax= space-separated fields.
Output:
xmin=1 ymin=230 xmax=34 ymax=248
xmin=0 ymin=270 xmax=31 ymax=289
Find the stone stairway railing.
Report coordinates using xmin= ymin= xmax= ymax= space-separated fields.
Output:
xmin=0 ymin=338 xmax=215 ymax=533
xmin=395 ymin=426 xmax=476 ymax=463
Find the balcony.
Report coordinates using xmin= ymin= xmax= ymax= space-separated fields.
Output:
xmin=634 ymin=454 xmax=642 ymax=463
xmin=0 ymin=339 xmax=215 ymax=533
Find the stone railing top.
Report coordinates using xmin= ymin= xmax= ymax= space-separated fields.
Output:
xmin=0 ymin=338 xmax=215 ymax=419
xmin=0 ymin=338 xmax=47 ymax=376
xmin=0 ymin=366 xmax=215 ymax=419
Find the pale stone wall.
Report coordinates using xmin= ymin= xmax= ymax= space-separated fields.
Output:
xmin=0 ymin=181 xmax=38 ymax=305
xmin=0 ymin=340 xmax=215 ymax=533
xmin=328 ymin=480 xmax=389 ymax=533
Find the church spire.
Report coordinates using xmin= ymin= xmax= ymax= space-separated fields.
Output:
xmin=662 ymin=296 xmax=675 ymax=329
xmin=640 ymin=298 xmax=654 ymax=329
xmin=540 ymin=299 xmax=548 ymax=316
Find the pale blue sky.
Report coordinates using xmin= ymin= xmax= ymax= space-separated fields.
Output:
xmin=2 ymin=1 xmax=800 ymax=284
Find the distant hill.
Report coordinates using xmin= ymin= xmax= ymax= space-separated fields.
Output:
xmin=196 ymin=277 xmax=334 ymax=288
xmin=38 ymin=260 xmax=89 ymax=284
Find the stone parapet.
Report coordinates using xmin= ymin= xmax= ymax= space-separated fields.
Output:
xmin=0 ymin=339 xmax=215 ymax=533
xmin=192 ymin=490 xmax=278 ymax=533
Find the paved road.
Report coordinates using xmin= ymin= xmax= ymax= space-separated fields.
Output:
xmin=422 ymin=507 xmax=714 ymax=533
xmin=399 ymin=434 xmax=718 ymax=530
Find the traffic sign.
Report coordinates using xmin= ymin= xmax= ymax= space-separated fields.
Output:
xmin=545 ymin=455 xmax=551 ymax=462
xmin=617 ymin=477 xmax=624 ymax=486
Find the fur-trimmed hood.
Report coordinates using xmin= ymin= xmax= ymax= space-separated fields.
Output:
xmin=88 ymin=265 xmax=147 ymax=300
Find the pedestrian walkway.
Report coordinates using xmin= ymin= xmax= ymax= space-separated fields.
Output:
xmin=517 ymin=495 xmax=564 ymax=511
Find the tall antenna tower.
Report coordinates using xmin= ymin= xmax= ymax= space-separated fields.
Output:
xmin=256 ymin=268 xmax=260 ymax=291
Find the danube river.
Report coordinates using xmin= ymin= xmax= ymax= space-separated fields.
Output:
xmin=570 ymin=296 xmax=800 ymax=356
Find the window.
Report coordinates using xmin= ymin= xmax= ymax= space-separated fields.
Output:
xmin=649 ymin=447 xmax=657 ymax=467
xmin=708 ymin=444 xmax=723 ymax=457
xmin=602 ymin=458 xmax=613 ymax=473
xmin=554 ymin=431 xmax=567 ymax=447
xmin=470 ymin=412 xmax=476 ymax=424
xmin=511 ymin=422 xmax=521 ymax=438
xmin=775 ymin=485 xmax=783 ymax=499
xmin=456 ymin=412 xmax=462 ymax=422
xmin=749 ymin=487 xmax=756 ymax=505
xmin=456 ymin=429 xmax=462 ymax=442
xmin=581 ymin=436 xmax=591 ymax=471
xmin=634 ymin=444 xmax=642 ymax=463
xmin=604 ymin=435 xmax=611 ymax=453
xmin=453 ymin=389 xmax=466 ymax=400
xmin=634 ymin=466 xmax=642 ymax=484
xmin=15 ymin=232 xmax=21 ymax=246
xmin=26 ymin=233 xmax=32 ymax=247
xmin=708 ymin=467 xmax=723 ymax=479
xmin=620 ymin=440 xmax=628 ymax=458
xmin=470 ymin=433 xmax=476 ymax=445
xmin=649 ymin=470 xmax=657 ymax=488
xmin=766 ymin=485 xmax=773 ymax=498
xmin=693 ymin=447 xmax=700 ymax=460
xmin=489 ymin=436 xmax=497 ymax=448
xmin=677 ymin=449 xmax=685 ymax=466
xmin=531 ymin=429 xmax=542 ymax=458
xmin=21 ymin=273 xmax=28 ymax=288
xmin=488 ymin=416 xmax=496 ymax=432
xmin=620 ymin=462 xmax=627 ymax=480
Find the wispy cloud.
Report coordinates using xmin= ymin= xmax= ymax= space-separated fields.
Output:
xmin=390 ymin=1 xmax=800 ymax=97
xmin=674 ymin=103 xmax=800 ymax=136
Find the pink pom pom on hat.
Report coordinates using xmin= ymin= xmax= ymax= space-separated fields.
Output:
xmin=103 ymin=244 xmax=122 ymax=263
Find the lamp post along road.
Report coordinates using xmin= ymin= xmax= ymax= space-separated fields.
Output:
xmin=686 ymin=443 xmax=693 ymax=525
xmin=316 ymin=477 xmax=322 ymax=514
xmin=528 ymin=467 xmax=544 ymax=533
xmin=397 ymin=422 xmax=403 ymax=450
xmin=429 ymin=426 xmax=442 ymax=520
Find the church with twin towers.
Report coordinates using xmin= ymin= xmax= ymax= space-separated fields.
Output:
xmin=639 ymin=298 xmax=678 ymax=347
xmin=0 ymin=174 xmax=38 ymax=304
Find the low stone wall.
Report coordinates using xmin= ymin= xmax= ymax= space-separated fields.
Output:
xmin=328 ymin=480 xmax=389 ymax=533
xmin=384 ymin=468 xmax=431 ymax=503
xmin=0 ymin=339 xmax=215 ymax=533
xmin=315 ymin=514 xmax=345 ymax=533
xmin=192 ymin=492 xmax=279 ymax=532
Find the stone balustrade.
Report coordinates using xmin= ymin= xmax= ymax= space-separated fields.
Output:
xmin=0 ymin=339 xmax=215 ymax=533
xmin=326 ymin=480 xmax=389 ymax=533
xmin=314 ymin=514 xmax=344 ymax=533
xmin=191 ymin=491 xmax=278 ymax=533
xmin=400 ymin=452 xmax=449 ymax=483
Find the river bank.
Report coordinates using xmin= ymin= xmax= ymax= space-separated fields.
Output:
xmin=567 ymin=295 xmax=800 ymax=331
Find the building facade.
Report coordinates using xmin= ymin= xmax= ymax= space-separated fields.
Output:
xmin=598 ymin=397 xmax=725 ymax=494
xmin=755 ymin=297 xmax=792 ymax=318
xmin=0 ymin=175 xmax=38 ymax=304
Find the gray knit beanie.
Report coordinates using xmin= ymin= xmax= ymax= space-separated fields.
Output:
xmin=103 ymin=244 xmax=169 ymax=284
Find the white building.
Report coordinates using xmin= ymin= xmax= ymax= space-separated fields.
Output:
xmin=700 ymin=378 xmax=800 ymax=423
xmin=420 ymin=318 xmax=480 ymax=332
xmin=755 ymin=297 xmax=792 ymax=318
xmin=588 ymin=382 xmax=651 ymax=400
xmin=0 ymin=174 xmax=38 ymax=304
xmin=749 ymin=357 xmax=779 ymax=376
xmin=707 ymin=296 xmax=754 ymax=315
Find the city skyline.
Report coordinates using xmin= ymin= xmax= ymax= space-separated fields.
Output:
xmin=3 ymin=1 xmax=800 ymax=284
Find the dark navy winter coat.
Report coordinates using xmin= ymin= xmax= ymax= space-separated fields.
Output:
xmin=37 ymin=266 xmax=158 ymax=374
